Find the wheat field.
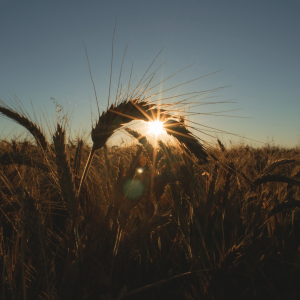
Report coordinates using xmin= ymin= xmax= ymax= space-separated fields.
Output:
xmin=1 ymin=62 xmax=300 ymax=300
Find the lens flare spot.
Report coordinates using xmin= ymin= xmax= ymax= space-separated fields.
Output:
xmin=137 ymin=168 xmax=143 ymax=174
xmin=123 ymin=179 xmax=144 ymax=199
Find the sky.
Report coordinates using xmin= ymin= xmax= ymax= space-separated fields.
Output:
xmin=0 ymin=0 xmax=299 ymax=148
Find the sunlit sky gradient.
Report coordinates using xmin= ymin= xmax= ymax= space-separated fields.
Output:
xmin=1 ymin=0 xmax=299 ymax=148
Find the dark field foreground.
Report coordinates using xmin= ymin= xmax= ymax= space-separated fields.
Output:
xmin=1 ymin=138 xmax=300 ymax=300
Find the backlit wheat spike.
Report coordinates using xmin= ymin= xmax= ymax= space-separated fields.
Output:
xmin=52 ymin=124 xmax=77 ymax=219
xmin=163 ymin=119 xmax=208 ymax=163
xmin=91 ymin=99 xmax=157 ymax=152
xmin=124 ymin=127 xmax=148 ymax=146
xmin=0 ymin=104 xmax=48 ymax=150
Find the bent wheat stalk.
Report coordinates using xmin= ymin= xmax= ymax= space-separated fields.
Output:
xmin=78 ymin=98 xmax=209 ymax=200
xmin=0 ymin=102 xmax=48 ymax=150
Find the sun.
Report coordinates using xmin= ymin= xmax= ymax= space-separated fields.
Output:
xmin=147 ymin=120 xmax=164 ymax=137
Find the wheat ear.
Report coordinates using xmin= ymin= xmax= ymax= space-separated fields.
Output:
xmin=52 ymin=124 xmax=77 ymax=219
xmin=163 ymin=119 xmax=208 ymax=163
xmin=0 ymin=104 xmax=48 ymax=150
xmin=124 ymin=127 xmax=148 ymax=146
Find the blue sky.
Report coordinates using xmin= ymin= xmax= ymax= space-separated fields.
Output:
xmin=0 ymin=0 xmax=299 ymax=148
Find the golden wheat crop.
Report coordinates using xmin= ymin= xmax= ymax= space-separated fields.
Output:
xmin=1 ymin=49 xmax=300 ymax=300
